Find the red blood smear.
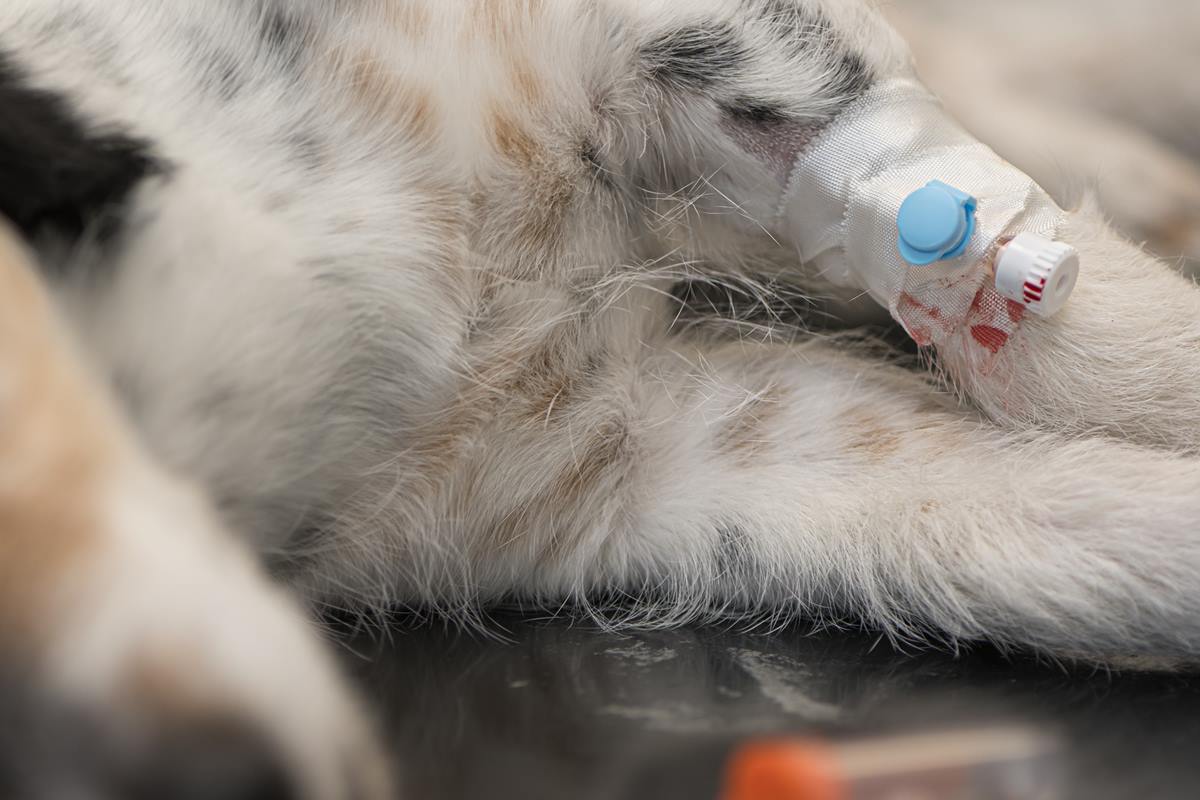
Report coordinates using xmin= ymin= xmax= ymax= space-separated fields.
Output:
xmin=971 ymin=325 xmax=1009 ymax=354
xmin=1006 ymin=300 xmax=1026 ymax=323
xmin=898 ymin=292 xmax=941 ymax=320
xmin=908 ymin=326 xmax=933 ymax=347
xmin=898 ymin=293 xmax=940 ymax=346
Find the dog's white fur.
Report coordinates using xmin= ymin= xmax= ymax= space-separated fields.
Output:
xmin=1 ymin=0 xmax=1199 ymax=796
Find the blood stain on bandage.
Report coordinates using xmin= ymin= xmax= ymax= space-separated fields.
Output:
xmin=970 ymin=325 xmax=1009 ymax=353
xmin=1006 ymin=300 xmax=1026 ymax=324
xmin=904 ymin=324 xmax=933 ymax=346
xmin=968 ymin=290 xmax=985 ymax=315
xmin=897 ymin=292 xmax=943 ymax=345
xmin=898 ymin=292 xmax=941 ymax=320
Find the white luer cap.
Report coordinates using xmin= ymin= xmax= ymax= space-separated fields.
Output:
xmin=993 ymin=232 xmax=1079 ymax=317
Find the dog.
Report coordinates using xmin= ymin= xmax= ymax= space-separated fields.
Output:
xmin=2 ymin=1 xmax=1199 ymax=797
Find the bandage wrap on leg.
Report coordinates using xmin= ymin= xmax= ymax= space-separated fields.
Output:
xmin=775 ymin=76 xmax=1068 ymax=350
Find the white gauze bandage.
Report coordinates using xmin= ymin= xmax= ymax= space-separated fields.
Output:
xmin=774 ymin=75 xmax=1069 ymax=352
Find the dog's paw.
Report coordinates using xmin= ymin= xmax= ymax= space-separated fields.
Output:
xmin=20 ymin=476 xmax=393 ymax=800
xmin=0 ymin=222 xmax=392 ymax=800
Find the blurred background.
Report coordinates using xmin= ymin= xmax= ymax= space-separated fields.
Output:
xmin=891 ymin=0 xmax=1200 ymax=274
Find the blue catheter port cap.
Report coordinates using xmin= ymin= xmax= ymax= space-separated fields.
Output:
xmin=897 ymin=180 xmax=977 ymax=265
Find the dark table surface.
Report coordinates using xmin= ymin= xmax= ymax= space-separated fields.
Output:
xmin=339 ymin=614 xmax=1200 ymax=800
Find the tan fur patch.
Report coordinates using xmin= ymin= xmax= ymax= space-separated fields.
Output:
xmin=516 ymin=179 xmax=576 ymax=260
xmin=508 ymin=54 xmax=544 ymax=108
xmin=408 ymin=317 xmax=583 ymax=495
xmin=328 ymin=47 xmax=439 ymax=145
xmin=441 ymin=325 xmax=623 ymax=564
xmin=512 ymin=363 xmax=576 ymax=423
xmin=385 ymin=2 xmax=432 ymax=39
xmin=0 ymin=228 xmax=123 ymax=646
xmin=550 ymin=417 xmax=630 ymax=507
xmin=538 ymin=417 xmax=631 ymax=566
xmin=715 ymin=386 xmax=785 ymax=463
xmin=504 ymin=339 xmax=595 ymax=423
xmin=468 ymin=0 xmax=545 ymax=40
xmin=489 ymin=105 xmax=539 ymax=167
xmin=840 ymin=407 xmax=904 ymax=463
xmin=483 ymin=104 xmax=579 ymax=264
xmin=120 ymin=639 xmax=267 ymax=722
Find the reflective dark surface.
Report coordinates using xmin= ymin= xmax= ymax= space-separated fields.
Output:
xmin=340 ymin=615 xmax=1200 ymax=799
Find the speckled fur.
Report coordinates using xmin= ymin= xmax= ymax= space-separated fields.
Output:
xmin=2 ymin=1 xmax=1200 ymax=796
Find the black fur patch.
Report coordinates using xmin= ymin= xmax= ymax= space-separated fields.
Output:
xmin=641 ymin=5 xmax=871 ymax=124
xmin=257 ymin=6 xmax=307 ymax=71
xmin=0 ymin=53 xmax=163 ymax=244
xmin=752 ymin=0 xmax=872 ymax=100
xmin=825 ymin=52 xmax=872 ymax=101
xmin=579 ymin=138 xmax=622 ymax=194
xmin=669 ymin=276 xmax=817 ymax=333
xmin=723 ymin=98 xmax=792 ymax=125
xmin=640 ymin=24 xmax=749 ymax=91
xmin=187 ymin=37 xmax=248 ymax=102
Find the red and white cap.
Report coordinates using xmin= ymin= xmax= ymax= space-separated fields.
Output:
xmin=993 ymin=232 xmax=1079 ymax=318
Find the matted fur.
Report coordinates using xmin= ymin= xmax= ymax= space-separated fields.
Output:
xmin=1 ymin=0 xmax=1199 ymax=797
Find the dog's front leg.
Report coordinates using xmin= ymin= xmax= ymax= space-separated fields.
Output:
xmin=753 ymin=47 xmax=1200 ymax=453
xmin=935 ymin=209 xmax=1200 ymax=453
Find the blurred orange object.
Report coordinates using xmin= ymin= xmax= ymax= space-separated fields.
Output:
xmin=720 ymin=740 xmax=845 ymax=800
xmin=719 ymin=727 xmax=1060 ymax=800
